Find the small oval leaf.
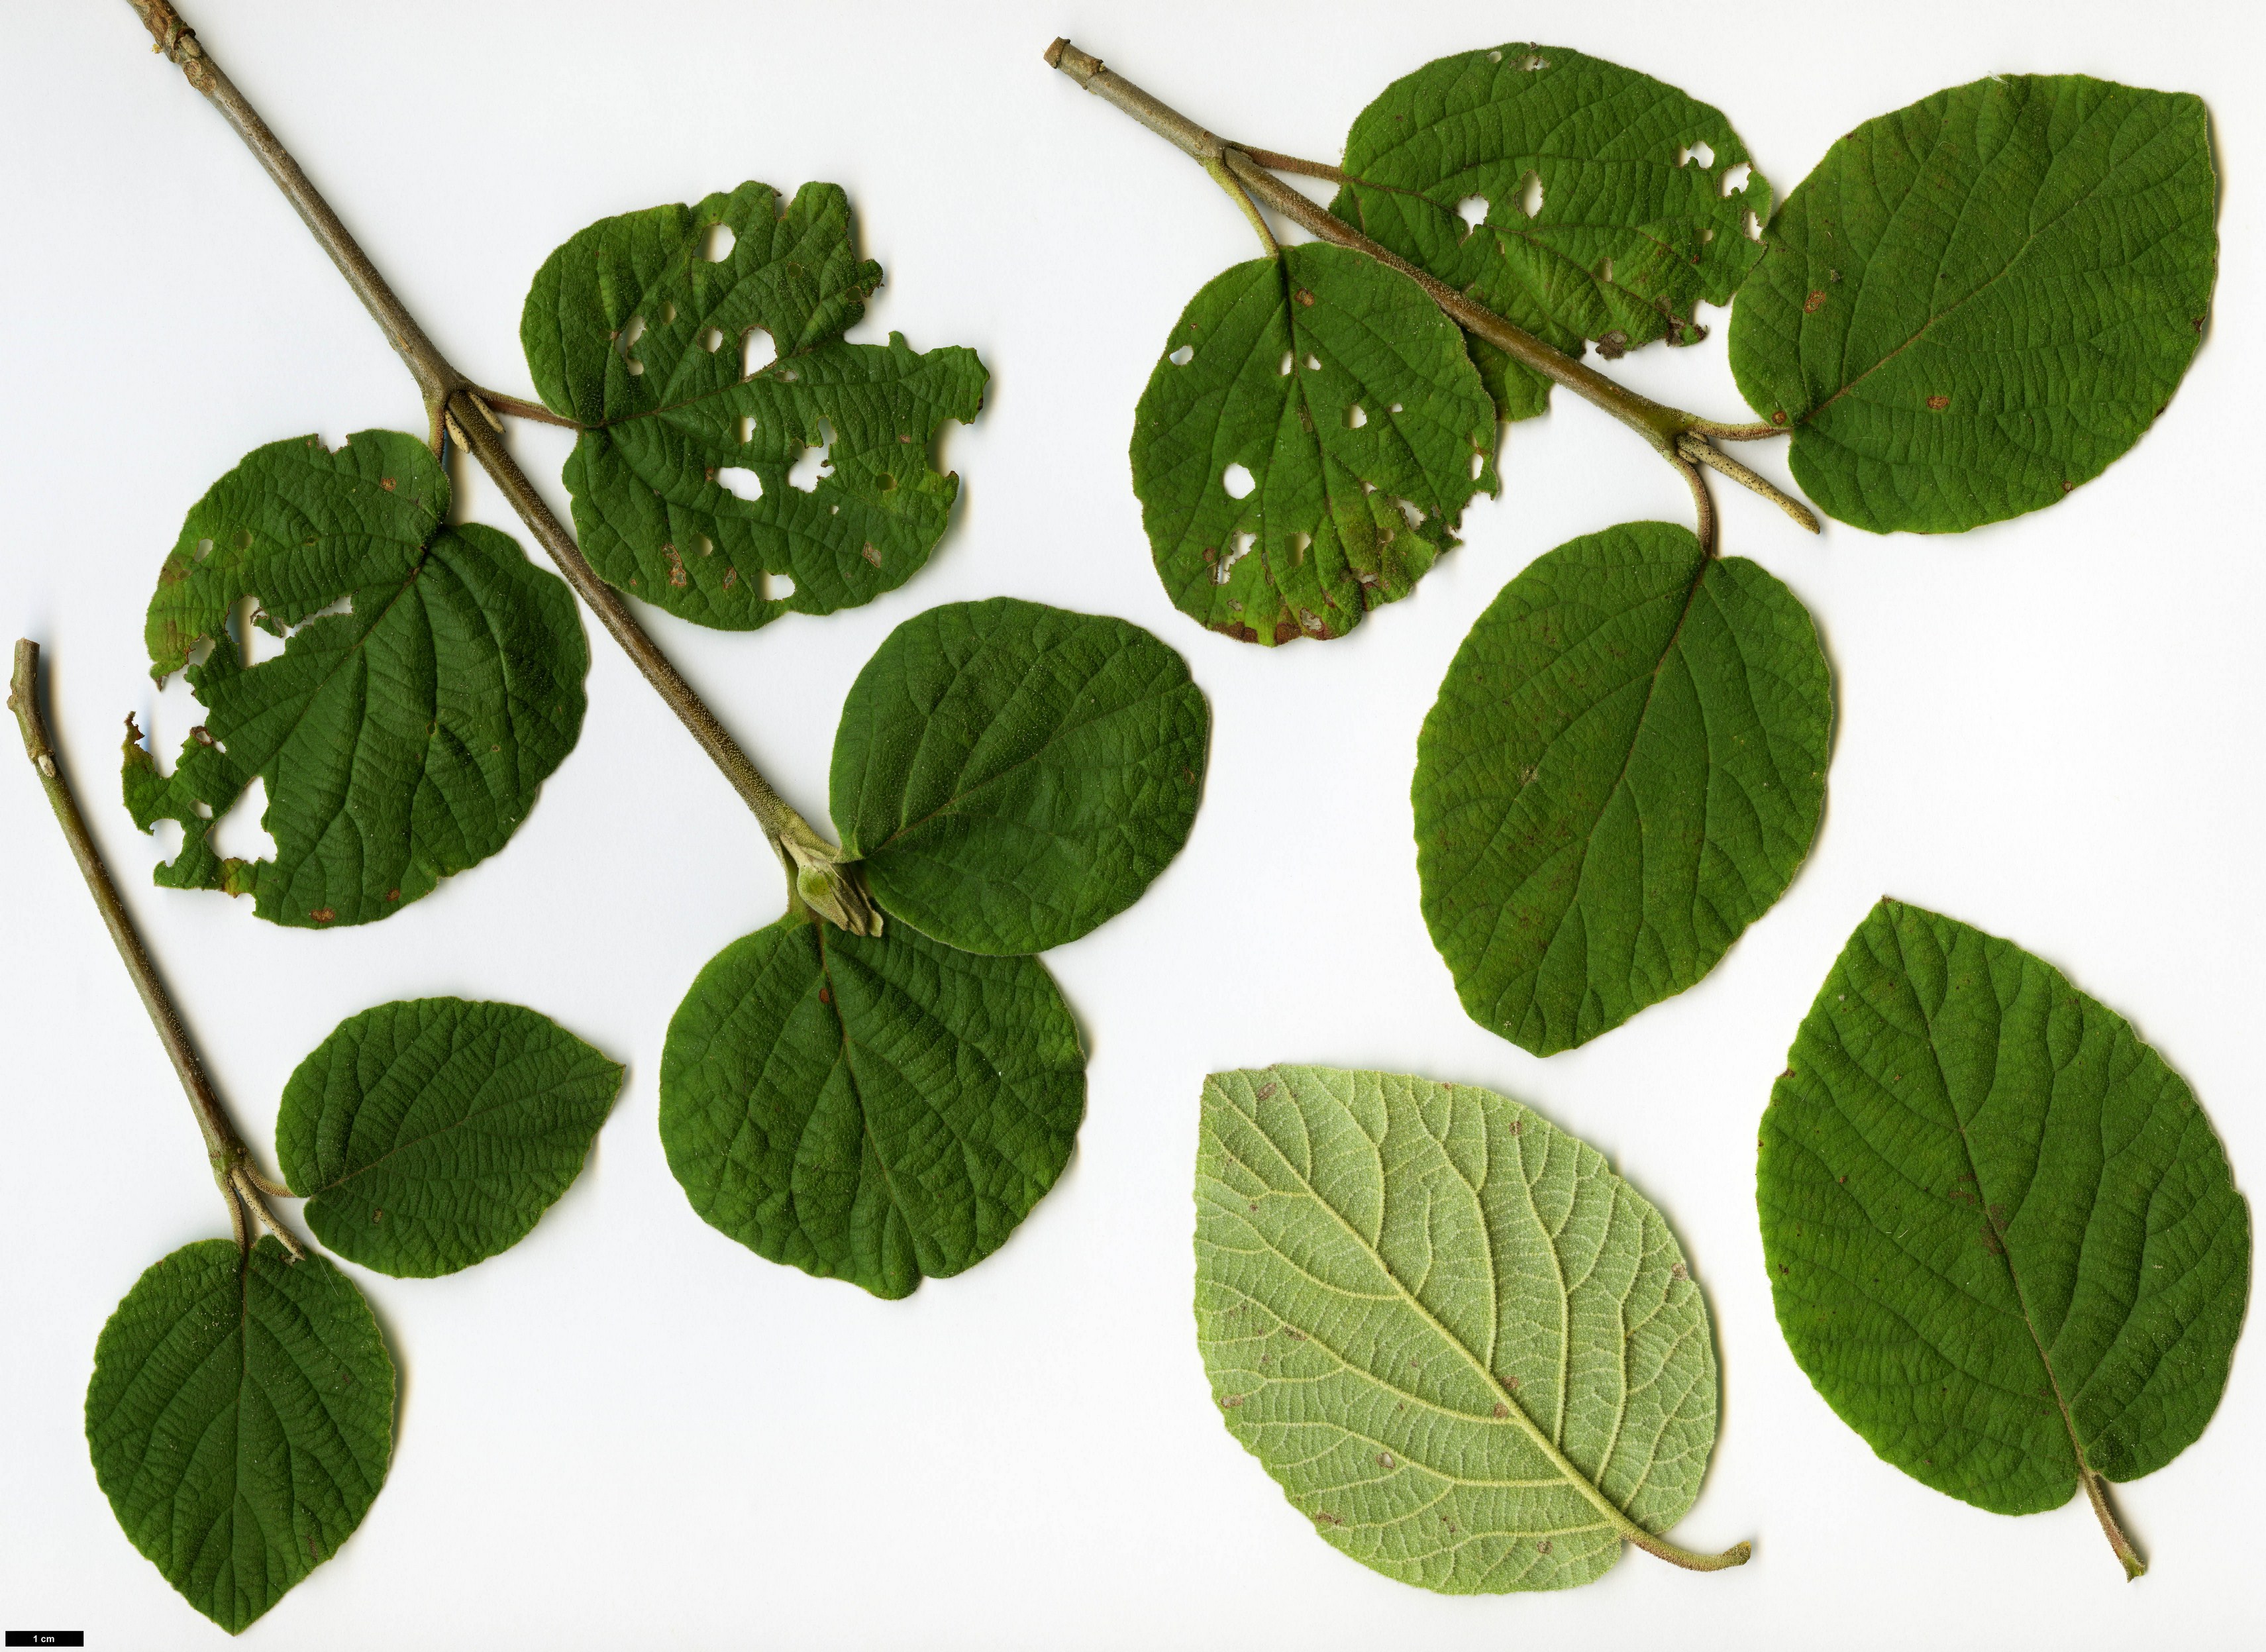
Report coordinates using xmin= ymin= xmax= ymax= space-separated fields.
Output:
xmin=277 ymin=998 xmax=625 ymax=1277
xmin=85 ymin=1237 xmax=394 ymax=1633
xmin=831 ymin=597 xmax=1210 ymax=955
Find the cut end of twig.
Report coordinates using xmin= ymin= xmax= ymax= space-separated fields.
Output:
xmin=1047 ymin=38 xmax=1104 ymax=86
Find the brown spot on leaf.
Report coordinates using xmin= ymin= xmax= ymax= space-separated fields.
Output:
xmin=1272 ymin=619 xmax=1298 ymax=645
xmin=1594 ymin=329 xmax=1629 ymax=360
xmin=1535 ymin=1538 xmax=1552 ymax=1555
xmin=380 ymin=477 xmax=396 ymax=491
xmin=309 ymin=907 xmax=335 ymax=923
xmin=1377 ymin=1452 xmax=1395 ymax=1469
xmin=1220 ymin=1394 xmax=1245 ymax=1408
xmin=1669 ymin=1262 xmax=1688 ymax=1280
xmin=1804 ymin=290 xmax=1827 ymax=313
xmin=663 ymin=543 xmax=688 ymax=588
xmin=818 ymin=985 xmax=832 ymax=1005
xmin=1257 ymin=1082 xmax=1276 ymax=1100
xmin=1771 ymin=409 xmax=1788 ymax=425
xmin=861 ymin=542 xmax=882 ymax=566
xmin=189 ymin=725 xmax=216 ymax=747
xmin=1492 ymin=1401 xmax=1510 ymax=1418
xmin=1212 ymin=619 xmax=1261 ymax=644
xmin=1295 ymin=288 xmax=1315 ymax=307
xmin=372 ymin=1209 xmax=384 ymax=1223
xmin=1926 ymin=394 xmax=1951 ymax=411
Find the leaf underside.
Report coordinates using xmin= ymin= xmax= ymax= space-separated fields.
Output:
xmin=522 ymin=180 xmax=988 ymax=629
xmin=1131 ymin=242 xmax=1497 ymax=646
xmin=85 ymin=1238 xmax=394 ymax=1633
xmin=1759 ymin=900 xmax=2249 ymax=1520
xmin=1197 ymin=1066 xmax=1722 ymax=1592
xmin=123 ymin=431 xmax=589 ymax=929
xmin=659 ymin=915 xmax=1086 ymax=1298
xmin=831 ymin=597 xmax=1210 ymax=955
xmin=1729 ymin=74 xmax=2216 ymax=533
xmin=1331 ymin=42 xmax=1770 ymax=423
xmin=1414 ymin=522 xmax=1831 ymax=1055
xmin=276 ymin=998 xmax=625 ymax=1278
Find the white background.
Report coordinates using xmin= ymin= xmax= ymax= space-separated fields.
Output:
xmin=2 ymin=2 xmax=2259 ymax=1647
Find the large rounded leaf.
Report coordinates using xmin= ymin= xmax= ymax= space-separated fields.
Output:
xmin=1760 ymin=900 xmax=2249 ymax=1573
xmin=1131 ymin=242 xmax=1496 ymax=645
xmin=1414 ymin=522 xmax=1831 ymax=1055
xmin=1331 ymin=43 xmax=1770 ymax=422
xmin=123 ymin=431 xmax=589 ymax=928
xmin=1197 ymin=1066 xmax=1743 ymax=1592
xmin=660 ymin=915 xmax=1085 ymax=1298
xmin=831 ymin=597 xmax=1210 ymax=955
xmin=277 ymin=998 xmax=625 ymax=1277
xmin=1729 ymin=76 xmax=2216 ymax=533
xmin=85 ymin=1238 xmax=394 ymax=1633
xmin=522 ymin=180 xmax=987 ymax=628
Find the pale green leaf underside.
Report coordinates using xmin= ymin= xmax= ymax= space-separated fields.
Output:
xmin=831 ymin=597 xmax=1210 ymax=955
xmin=660 ymin=915 xmax=1084 ymax=1298
xmin=1331 ymin=42 xmax=1770 ymax=423
xmin=1729 ymin=75 xmax=2216 ymax=533
xmin=523 ymin=180 xmax=987 ymax=629
xmin=123 ymin=431 xmax=589 ymax=929
xmin=1759 ymin=900 xmax=2249 ymax=1519
xmin=277 ymin=998 xmax=625 ymax=1278
xmin=1414 ymin=522 xmax=1831 ymax=1055
xmin=1131 ymin=242 xmax=1496 ymax=646
xmin=1197 ymin=1066 xmax=1722 ymax=1592
xmin=86 ymin=1238 xmax=394 ymax=1634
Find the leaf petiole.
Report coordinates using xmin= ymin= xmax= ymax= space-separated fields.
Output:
xmin=2081 ymin=1468 xmax=2147 ymax=1582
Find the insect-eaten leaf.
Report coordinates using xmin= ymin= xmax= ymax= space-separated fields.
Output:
xmin=122 ymin=430 xmax=589 ymax=929
xmin=1131 ymin=242 xmax=1496 ymax=646
xmin=832 ymin=597 xmax=1210 ymax=955
xmin=660 ymin=915 xmax=1084 ymax=1298
xmin=521 ymin=180 xmax=988 ymax=629
xmin=1415 ymin=521 xmax=1831 ymax=1055
xmin=1198 ymin=1066 xmax=1747 ymax=1591
xmin=85 ymin=1237 xmax=394 ymax=1633
xmin=1729 ymin=76 xmax=2216 ymax=533
xmin=1331 ymin=42 xmax=1770 ymax=423
xmin=1759 ymin=900 xmax=2249 ymax=1578
xmin=276 ymin=998 xmax=624 ymax=1278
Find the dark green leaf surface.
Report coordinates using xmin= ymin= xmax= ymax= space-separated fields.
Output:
xmin=1729 ymin=76 xmax=2216 ymax=533
xmin=1197 ymin=1066 xmax=1732 ymax=1592
xmin=123 ymin=431 xmax=588 ymax=928
xmin=660 ymin=915 xmax=1084 ymax=1298
xmin=521 ymin=180 xmax=987 ymax=628
xmin=831 ymin=598 xmax=1209 ymax=955
xmin=276 ymin=998 xmax=624 ymax=1278
xmin=1332 ymin=44 xmax=1770 ymax=422
xmin=1131 ymin=242 xmax=1496 ymax=645
xmin=1414 ymin=522 xmax=1830 ymax=1055
xmin=85 ymin=1238 xmax=394 ymax=1634
xmin=1759 ymin=901 xmax=2249 ymax=1526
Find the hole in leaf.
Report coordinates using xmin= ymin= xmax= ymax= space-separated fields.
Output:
xmin=716 ymin=466 xmax=763 ymax=501
xmin=1387 ymin=402 xmax=1403 ymax=414
xmin=788 ymin=419 xmax=835 ymax=493
xmin=1596 ymin=256 xmax=1615 ymax=285
xmin=1523 ymin=53 xmax=1548 ymax=71
xmin=209 ymin=772 xmax=278 ymax=864
xmin=617 ymin=313 xmax=646 ymax=376
xmin=1289 ymin=531 xmax=1310 ymax=565
xmin=743 ymin=327 xmax=777 ymax=377
xmin=1215 ymin=532 xmax=1255 ymax=584
xmin=1345 ymin=404 xmax=1367 ymax=429
xmin=768 ymin=572 xmax=797 ymax=601
xmin=1304 ymin=353 xmax=1321 ymax=371
xmin=739 ymin=415 xmax=756 ymax=444
xmin=1222 ymin=461 xmax=1256 ymax=499
xmin=1469 ymin=450 xmax=1485 ymax=480
xmin=1168 ymin=343 xmax=1194 ymax=366
xmin=1278 ymin=352 xmax=1294 ymax=376
xmin=1700 ymin=226 xmax=1716 ymax=243
xmin=1395 ymin=499 xmax=1426 ymax=531
xmin=1721 ymin=162 xmax=1751 ymax=196
xmin=660 ymin=301 xmax=678 ymax=325
xmin=695 ymin=534 xmax=713 ymax=556
xmin=1518 ymin=172 xmax=1543 ymax=218
xmin=1742 ymin=208 xmax=1763 ymax=240
xmin=1454 ymin=195 xmax=1488 ymax=234
xmin=1487 ymin=48 xmax=1504 ymax=63
xmin=699 ymin=326 xmax=725 ymax=353
xmin=1680 ymin=139 xmax=1716 ymax=168
xmin=703 ymin=221 xmax=736 ymax=262
xmin=278 ymin=593 xmax=353 ymax=636
xmin=193 ymin=537 xmax=214 ymax=562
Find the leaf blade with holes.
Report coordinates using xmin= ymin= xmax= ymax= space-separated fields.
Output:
xmin=122 ymin=431 xmax=588 ymax=928
xmin=1196 ymin=1066 xmax=1737 ymax=1592
xmin=1131 ymin=242 xmax=1496 ymax=645
xmin=1331 ymin=44 xmax=1770 ymax=423
xmin=660 ymin=915 xmax=1084 ymax=1298
xmin=1759 ymin=900 xmax=2249 ymax=1569
xmin=521 ymin=180 xmax=988 ymax=627
xmin=276 ymin=998 xmax=624 ymax=1277
xmin=85 ymin=1237 xmax=394 ymax=1634
xmin=1414 ymin=521 xmax=1830 ymax=1054
xmin=1729 ymin=76 xmax=2216 ymax=533
xmin=831 ymin=597 xmax=1210 ymax=954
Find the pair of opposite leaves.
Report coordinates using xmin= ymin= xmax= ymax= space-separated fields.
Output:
xmin=1198 ymin=905 xmax=2246 ymax=1595
xmin=1129 ymin=47 xmax=2216 ymax=1055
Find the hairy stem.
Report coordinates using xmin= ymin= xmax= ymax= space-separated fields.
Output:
xmin=1045 ymin=38 xmax=1815 ymax=537
xmin=10 ymin=641 xmax=302 ymax=1257
xmin=1202 ymin=156 xmax=1280 ymax=258
xmin=2081 ymin=1467 xmax=2147 ymax=1582
xmin=121 ymin=0 xmax=876 ymax=931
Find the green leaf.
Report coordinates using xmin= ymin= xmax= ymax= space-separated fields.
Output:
xmin=659 ymin=915 xmax=1084 ymax=1298
xmin=276 ymin=998 xmax=624 ymax=1278
xmin=1131 ymin=242 xmax=1496 ymax=646
xmin=1331 ymin=44 xmax=1770 ymax=423
xmin=1196 ymin=1066 xmax=1743 ymax=1592
xmin=521 ymin=180 xmax=988 ymax=629
xmin=830 ymin=597 xmax=1210 ymax=955
xmin=122 ymin=431 xmax=589 ymax=929
xmin=1728 ymin=76 xmax=2216 ymax=533
xmin=85 ymin=1237 xmax=394 ymax=1634
xmin=1414 ymin=521 xmax=1830 ymax=1055
xmin=1758 ymin=900 xmax=2249 ymax=1572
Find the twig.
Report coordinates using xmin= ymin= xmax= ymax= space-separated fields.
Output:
xmin=9 ymin=640 xmax=302 ymax=1258
xmin=120 ymin=0 xmax=877 ymax=933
